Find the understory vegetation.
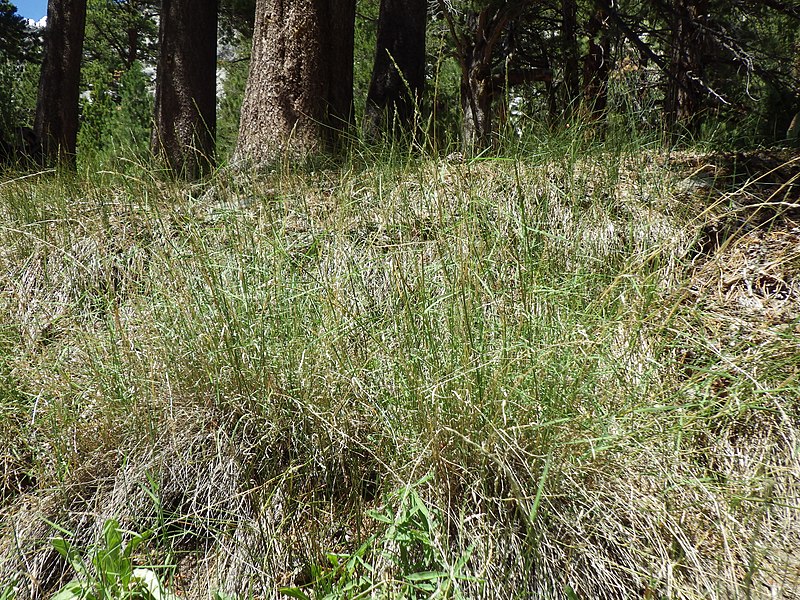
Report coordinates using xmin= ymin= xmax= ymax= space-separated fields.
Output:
xmin=1 ymin=131 xmax=799 ymax=598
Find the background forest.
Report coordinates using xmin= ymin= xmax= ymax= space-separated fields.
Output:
xmin=1 ymin=0 xmax=799 ymax=172
xmin=1 ymin=1 xmax=800 ymax=600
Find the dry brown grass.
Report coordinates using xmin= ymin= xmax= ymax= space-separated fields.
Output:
xmin=1 ymin=149 xmax=798 ymax=599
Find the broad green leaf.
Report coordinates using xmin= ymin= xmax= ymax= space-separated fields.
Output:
xmin=454 ymin=544 xmax=474 ymax=571
xmin=325 ymin=552 xmax=343 ymax=568
xmin=102 ymin=518 xmax=123 ymax=565
xmin=366 ymin=510 xmax=392 ymax=524
xmin=410 ymin=492 xmax=432 ymax=526
xmin=123 ymin=529 xmax=153 ymax=560
xmin=405 ymin=570 xmax=447 ymax=582
xmin=564 ymin=585 xmax=582 ymax=600
xmin=51 ymin=538 xmax=87 ymax=577
xmin=93 ymin=548 xmax=124 ymax=595
xmin=50 ymin=580 xmax=88 ymax=600
xmin=132 ymin=568 xmax=177 ymax=600
xmin=278 ymin=587 xmax=312 ymax=600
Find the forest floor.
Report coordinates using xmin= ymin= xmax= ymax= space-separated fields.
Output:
xmin=1 ymin=145 xmax=799 ymax=599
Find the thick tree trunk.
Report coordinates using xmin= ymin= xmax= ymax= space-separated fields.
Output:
xmin=664 ymin=0 xmax=707 ymax=135
xmin=151 ymin=0 xmax=218 ymax=179
xmin=234 ymin=0 xmax=356 ymax=166
xmin=582 ymin=0 xmax=612 ymax=120
xmin=364 ymin=0 xmax=427 ymax=140
xmin=34 ymin=0 xmax=87 ymax=167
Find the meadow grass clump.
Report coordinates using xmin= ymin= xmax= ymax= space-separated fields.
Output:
xmin=1 ymin=138 xmax=799 ymax=599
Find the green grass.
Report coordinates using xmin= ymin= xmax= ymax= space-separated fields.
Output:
xmin=1 ymin=136 xmax=798 ymax=599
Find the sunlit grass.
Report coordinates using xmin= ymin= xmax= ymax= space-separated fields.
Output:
xmin=1 ymin=133 xmax=798 ymax=598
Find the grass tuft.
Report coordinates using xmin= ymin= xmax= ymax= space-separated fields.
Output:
xmin=1 ymin=139 xmax=799 ymax=598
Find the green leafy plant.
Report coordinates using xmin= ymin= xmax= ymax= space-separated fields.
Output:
xmin=0 ymin=584 xmax=17 ymax=600
xmin=368 ymin=481 xmax=476 ymax=599
xmin=280 ymin=545 xmax=374 ymax=600
xmin=51 ymin=518 xmax=175 ymax=600
xmin=281 ymin=477 xmax=477 ymax=600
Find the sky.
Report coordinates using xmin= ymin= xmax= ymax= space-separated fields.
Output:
xmin=13 ymin=0 xmax=48 ymax=20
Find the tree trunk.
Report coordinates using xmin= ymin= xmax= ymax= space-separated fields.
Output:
xmin=126 ymin=25 xmax=139 ymax=67
xmin=788 ymin=110 xmax=800 ymax=141
xmin=234 ymin=0 xmax=356 ymax=166
xmin=151 ymin=0 xmax=218 ymax=179
xmin=364 ymin=0 xmax=427 ymax=140
xmin=582 ymin=0 xmax=611 ymax=120
xmin=124 ymin=0 xmax=142 ymax=67
xmin=561 ymin=0 xmax=580 ymax=118
xmin=461 ymin=33 xmax=493 ymax=151
xmin=449 ymin=2 xmax=537 ymax=152
xmin=664 ymin=0 xmax=707 ymax=135
xmin=34 ymin=0 xmax=87 ymax=167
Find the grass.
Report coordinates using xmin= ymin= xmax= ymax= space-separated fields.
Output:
xmin=0 ymin=133 xmax=799 ymax=599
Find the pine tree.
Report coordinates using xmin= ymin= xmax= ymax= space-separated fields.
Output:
xmin=35 ymin=0 xmax=88 ymax=166
xmin=234 ymin=0 xmax=356 ymax=166
xmin=151 ymin=0 xmax=218 ymax=179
